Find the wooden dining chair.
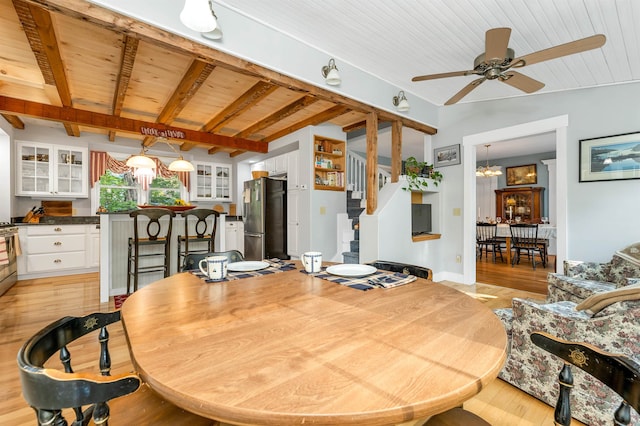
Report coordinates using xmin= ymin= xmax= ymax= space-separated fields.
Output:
xmin=127 ymin=208 xmax=175 ymax=294
xmin=176 ymin=209 xmax=220 ymax=272
xmin=17 ymin=311 xmax=215 ymax=426
xmin=367 ymin=260 xmax=432 ymax=279
xmin=509 ymin=223 xmax=546 ymax=269
xmin=182 ymin=250 xmax=245 ymax=271
xmin=476 ymin=223 xmax=503 ymax=263
xmin=531 ymin=331 xmax=640 ymax=426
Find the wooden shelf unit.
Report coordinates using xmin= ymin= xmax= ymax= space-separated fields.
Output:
xmin=313 ymin=135 xmax=345 ymax=191
xmin=495 ymin=186 xmax=544 ymax=223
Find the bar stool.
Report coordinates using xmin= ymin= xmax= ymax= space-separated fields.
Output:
xmin=176 ymin=209 xmax=220 ymax=272
xmin=127 ymin=208 xmax=175 ymax=294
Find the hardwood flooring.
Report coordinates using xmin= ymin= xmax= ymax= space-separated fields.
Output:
xmin=1 ymin=271 xmax=578 ymax=425
xmin=476 ymin=251 xmax=556 ymax=294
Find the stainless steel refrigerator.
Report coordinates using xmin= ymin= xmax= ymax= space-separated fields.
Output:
xmin=243 ymin=177 xmax=288 ymax=261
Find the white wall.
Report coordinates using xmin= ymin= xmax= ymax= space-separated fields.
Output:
xmin=435 ymin=82 xmax=640 ymax=269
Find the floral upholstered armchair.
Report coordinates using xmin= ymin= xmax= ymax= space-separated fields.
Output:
xmin=495 ymin=243 xmax=640 ymax=425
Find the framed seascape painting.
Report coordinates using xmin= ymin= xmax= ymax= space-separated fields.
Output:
xmin=433 ymin=144 xmax=461 ymax=167
xmin=579 ymin=131 xmax=640 ymax=182
xmin=506 ymin=164 xmax=537 ymax=186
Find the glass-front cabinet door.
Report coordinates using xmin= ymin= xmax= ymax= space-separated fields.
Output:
xmin=214 ymin=165 xmax=231 ymax=200
xmin=16 ymin=141 xmax=88 ymax=198
xmin=191 ymin=162 xmax=233 ymax=201
xmin=17 ymin=143 xmax=52 ymax=195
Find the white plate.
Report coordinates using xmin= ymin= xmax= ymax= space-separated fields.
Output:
xmin=227 ymin=261 xmax=270 ymax=272
xmin=325 ymin=264 xmax=377 ymax=277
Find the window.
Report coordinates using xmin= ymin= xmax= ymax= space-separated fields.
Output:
xmin=96 ymin=171 xmax=186 ymax=212
xmin=149 ymin=175 xmax=182 ymax=205
xmin=98 ymin=170 xmax=138 ymax=212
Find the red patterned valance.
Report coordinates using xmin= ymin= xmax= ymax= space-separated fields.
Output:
xmin=90 ymin=151 xmax=190 ymax=191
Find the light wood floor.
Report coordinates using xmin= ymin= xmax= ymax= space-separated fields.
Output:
xmin=0 ymin=270 xmax=577 ymax=425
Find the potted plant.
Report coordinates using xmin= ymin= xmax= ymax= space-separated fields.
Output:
xmin=402 ymin=156 xmax=443 ymax=191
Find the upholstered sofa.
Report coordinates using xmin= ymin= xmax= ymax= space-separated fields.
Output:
xmin=495 ymin=245 xmax=640 ymax=425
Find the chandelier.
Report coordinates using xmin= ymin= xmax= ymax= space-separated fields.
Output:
xmin=476 ymin=144 xmax=502 ymax=177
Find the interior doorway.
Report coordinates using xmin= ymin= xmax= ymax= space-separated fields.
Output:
xmin=462 ymin=115 xmax=568 ymax=285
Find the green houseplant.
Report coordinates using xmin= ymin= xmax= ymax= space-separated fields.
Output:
xmin=402 ymin=156 xmax=443 ymax=191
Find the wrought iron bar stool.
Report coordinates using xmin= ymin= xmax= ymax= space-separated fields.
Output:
xmin=127 ymin=208 xmax=175 ymax=294
xmin=176 ymin=209 xmax=220 ymax=272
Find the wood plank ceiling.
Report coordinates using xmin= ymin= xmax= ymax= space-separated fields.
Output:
xmin=0 ymin=0 xmax=436 ymax=158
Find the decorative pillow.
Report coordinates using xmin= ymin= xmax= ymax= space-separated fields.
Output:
xmin=575 ymin=283 xmax=640 ymax=314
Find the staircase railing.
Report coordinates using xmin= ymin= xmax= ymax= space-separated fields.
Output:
xmin=346 ymin=151 xmax=391 ymax=194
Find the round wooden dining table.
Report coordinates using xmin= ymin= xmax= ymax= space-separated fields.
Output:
xmin=120 ymin=266 xmax=507 ymax=426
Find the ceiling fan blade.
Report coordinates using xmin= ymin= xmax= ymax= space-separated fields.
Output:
xmin=500 ymin=71 xmax=545 ymax=93
xmin=513 ymin=34 xmax=606 ymax=67
xmin=485 ymin=28 xmax=512 ymax=62
xmin=412 ymin=70 xmax=472 ymax=82
xmin=444 ymin=77 xmax=486 ymax=105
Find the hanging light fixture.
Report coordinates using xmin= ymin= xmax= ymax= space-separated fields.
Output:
xmin=126 ymin=144 xmax=156 ymax=169
xmin=476 ymin=144 xmax=503 ymax=177
xmin=180 ymin=0 xmax=218 ymax=33
xmin=392 ymin=90 xmax=410 ymax=112
xmin=161 ymin=138 xmax=195 ymax=172
xmin=321 ymin=58 xmax=341 ymax=86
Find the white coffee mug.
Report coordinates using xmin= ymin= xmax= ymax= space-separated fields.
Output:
xmin=199 ymin=255 xmax=228 ymax=280
xmin=301 ymin=251 xmax=322 ymax=273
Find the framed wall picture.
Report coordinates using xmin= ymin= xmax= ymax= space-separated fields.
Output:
xmin=506 ymin=164 xmax=537 ymax=186
xmin=579 ymin=131 xmax=640 ymax=182
xmin=433 ymin=144 xmax=460 ymax=167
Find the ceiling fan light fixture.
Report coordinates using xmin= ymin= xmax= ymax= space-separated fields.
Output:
xmin=476 ymin=144 xmax=502 ymax=177
xmin=392 ymin=90 xmax=410 ymax=112
xmin=180 ymin=0 xmax=218 ymax=33
xmin=321 ymin=58 xmax=341 ymax=86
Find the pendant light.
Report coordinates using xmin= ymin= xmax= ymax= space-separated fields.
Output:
xmin=126 ymin=145 xmax=156 ymax=169
xmin=162 ymin=138 xmax=195 ymax=172
xmin=180 ymin=0 xmax=218 ymax=33
xmin=476 ymin=144 xmax=502 ymax=177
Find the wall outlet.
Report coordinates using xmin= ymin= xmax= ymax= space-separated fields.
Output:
xmin=455 ymin=255 xmax=462 ymax=263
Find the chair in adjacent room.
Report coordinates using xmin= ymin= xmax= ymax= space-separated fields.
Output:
xmin=127 ymin=208 xmax=175 ymax=294
xmin=531 ymin=331 xmax=640 ymax=426
xmin=182 ymin=250 xmax=245 ymax=272
xmin=476 ymin=223 xmax=503 ymax=263
xmin=367 ymin=260 xmax=432 ymax=280
xmin=509 ymin=223 xmax=546 ymax=269
xmin=17 ymin=311 xmax=214 ymax=426
xmin=176 ymin=209 xmax=220 ymax=272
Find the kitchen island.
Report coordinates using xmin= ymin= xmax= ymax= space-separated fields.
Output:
xmin=98 ymin=211 xmax=228 ymax=303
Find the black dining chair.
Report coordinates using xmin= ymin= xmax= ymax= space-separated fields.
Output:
xmin=176 ymin=209 xmax=220 ymax=272
xmin=17 ymin=310 xmax=214 ymax=426
xmin=182 ymin=250 xmax=245 ymax=272
xmin=367 ymin=260 xmax=432 ymax=280
xmin=476 ymin=223 xmax=504 ymax=263
xmin=509 ymin=223 xmax=546 ymax=269
xmin=127 ymin=208 xmax=175 ymax=294
xmin=531 ymin=331 xmax=640 ymax=426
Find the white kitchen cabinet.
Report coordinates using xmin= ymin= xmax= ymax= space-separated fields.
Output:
xmin=16 ymin=141 xmax=88 ymax=198
xmin=191 ymin=162 xmax=232 ymax=201
xmin=287 ymin=150 xmax=300 ymax=190
xmin=225 ymin=220 xmax=244 ymax=255
xmin=17 ymin=224 xmax=99 ymax=279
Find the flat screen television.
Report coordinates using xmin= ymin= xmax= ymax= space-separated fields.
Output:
xmin=411 ymin=203 xmax=432 ymax=235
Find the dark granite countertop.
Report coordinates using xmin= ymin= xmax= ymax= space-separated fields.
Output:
xmin=13 ymin=216 xmax=100 ymax=225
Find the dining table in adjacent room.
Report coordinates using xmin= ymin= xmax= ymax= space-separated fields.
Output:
xmin=120 ymin=263 xmax=507 ymax=426
xmin=496 ymin=223 xmax=557 ymax=264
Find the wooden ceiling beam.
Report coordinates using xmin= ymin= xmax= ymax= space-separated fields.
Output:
xmin=1 ymin=114 xmax=25 ymax=129
xmin=109 ymin=35 xmax=139 ymax=141
xmin=229 ymin=150 xmax=246 ymax=158
xmin=0 ymin=96 xmax=268 ymax=153
xmin=262 ymin=105 xmax=350 ymax=143
xmin=202 ymin=81 xmax=278 ymax=133
xmin=13 ymin=0 xmax=80 ymax=137
xmin=235 ymin=95 xmax=319 ymax=139
xmin=26 ymin=0 xmax=437 ymax=136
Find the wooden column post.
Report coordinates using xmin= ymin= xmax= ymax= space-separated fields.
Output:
xmin=366 ymin=112 xmax=378 ymax=215
xmin=391 ymin=120 xmax=402 ymax=183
